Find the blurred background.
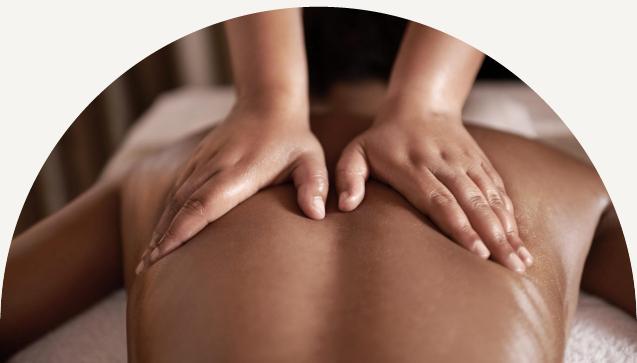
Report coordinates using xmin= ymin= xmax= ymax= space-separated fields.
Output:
xmin=14 ymin=8 xmax=520 ymax=235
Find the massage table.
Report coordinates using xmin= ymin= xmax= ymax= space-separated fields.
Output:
xmin=9 ymin=83 xmax=637 ymax=362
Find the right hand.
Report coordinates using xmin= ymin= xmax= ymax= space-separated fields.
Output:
xmin=136 ymin=101 xmax=328 ymax=273
xmin=335 ymin=109 xmax=532 ymax=273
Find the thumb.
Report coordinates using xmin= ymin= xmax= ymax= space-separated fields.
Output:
xmin=335 ymin=140 xmax=368 ymax=212
xmin=292 ymin=152 xmax=329 ymax=220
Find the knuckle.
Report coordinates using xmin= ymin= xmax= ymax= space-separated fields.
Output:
xmin=497 ymin=185 xmax=508 ymax=196
xmin=491 ymin=231 xmax=509 ymax=246
xmin=413 ymin=151 xmax=438 ymax=168
xmin=181 ymin=198 xmax=206 ymax=216
xmin=505 ymin=228 xmax=518 ymax=238
xmin=407 ymin=149 xmax=426 ymax=167
xmin=453 ymin=221 xmax=475 ymax=237
xmin=337 ymin=164 xmax=366 ymax=177
xmin=307 ymin=169 xmax=328 ymax=181
xmin=439 ymin=150 xmax=451 ymax=162
xmin=487 ymin=192 xmax=505 ymax=208
xmin=492 ymin=170 xmax=504 ymax=182
xmin=167 ymin=199 xmax=183 ymax=216
xmin=308 ymin=173 xmax=328 ymax=192
xmin=408 ymin=146 xmax=438 ymax=164
xmin=162 ymin=226 xmax=176 ymax=241
xmin=171 ymin=187 xmax=190 ymax=205
xmin=468 ymin=194 xmax=490 ymax=211
xmin=428 ymin=189 xmax=455 ymax=207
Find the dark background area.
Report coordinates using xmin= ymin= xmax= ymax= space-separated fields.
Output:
xmin=304 ymin=8 xmax=518 ymax=95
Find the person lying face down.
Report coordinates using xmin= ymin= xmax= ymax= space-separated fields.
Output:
xmin=123 ymin=111 xmax=633 ymax=362
xmin=1 ymin=108 xmax=633 ymax=361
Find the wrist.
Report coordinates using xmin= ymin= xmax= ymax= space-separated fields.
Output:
xmin=377 ymin=92 xmax=463 ymax=125
xmin=235 ymin=86 xmax=309 ymax=120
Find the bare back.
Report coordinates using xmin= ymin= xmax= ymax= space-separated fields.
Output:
xmin=121 ymin=113 xmax=609 ymax=362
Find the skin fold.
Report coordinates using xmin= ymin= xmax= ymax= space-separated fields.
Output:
xmin=0 ymin=110 xmax=633 ymax=361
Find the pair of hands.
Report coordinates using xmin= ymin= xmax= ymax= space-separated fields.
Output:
xmin=135 ymin=101 xmax=533 ymax=274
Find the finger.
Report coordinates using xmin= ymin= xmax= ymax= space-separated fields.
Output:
xmin=468 ymin=169 xmax=533 ymax=267
xmin=173 ymin=159 xmax=199 ymax=191
xmin=480 ymin=161 xmax=513 ymax=213
xmin=148 ymin=169 xmax=258 ymax=265
xmin=151 ymin=149 xmax=232 ymax=249
xmin=502 ymin=191 xmax=515 ymax=214
xmin=477 ymin=160 xmax=529 ymax=265
xmin=467 ymin=168 xmax=518 ymax=237
xmin=149 ymin=178 xmax=194 ymax=250
xmin=389 ymin=168 xmax=490 ymax=259
xmin=481 ymin=161 xmax=507 ymax=192
xmin=169 ymin=142 xmax=221 ymax=196
xmin=436 ymin=170 xmax=526 ymax=273
xmin=335 ymin=141 xmax=368 ymax=212
xmin=149 ymin=166 xmax=220 ymax=250
xmin=148 ymin=162 xmax=197 ymax=246
xmin=135 ymin=248 xmax=150 ymax=274
xmin=292 ymin=153 xmax=329 ymax=220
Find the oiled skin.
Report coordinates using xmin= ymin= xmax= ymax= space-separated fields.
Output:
xmin=122 ymin=113 xmax=609 ymax=363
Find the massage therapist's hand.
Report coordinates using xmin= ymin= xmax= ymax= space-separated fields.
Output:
xmin=336 ymin=106 xmax=533 ymax=273
xmin=136 ymin=101 xmax=327 ymax=273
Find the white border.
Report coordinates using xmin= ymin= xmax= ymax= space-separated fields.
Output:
xmin=1 ymin=1 xmax=636 ymax=315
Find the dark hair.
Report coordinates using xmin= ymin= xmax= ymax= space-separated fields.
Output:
xmin=303 ymin=8 xmax=518 ymax=96
xmin=303 ymin=8 xmax=407 ymax=95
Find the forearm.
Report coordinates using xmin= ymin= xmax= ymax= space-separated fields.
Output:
xmin=582 ymin=205 xmax=636 ymax=316
xmin=225 ymin=9 xmax=308 ymax=112
xmin=0 ymin=182 xmax=123 ymax=357
xmin=385 ymin=22 xmax=484 ymax=117
xmin=352 ymin=23 xmax=530 ymax=273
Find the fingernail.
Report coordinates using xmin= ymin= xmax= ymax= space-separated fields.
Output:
xmin=339 ymin=192 xmax=350 ymax=210
xmin=135 ymin=260 xmax=145 ymax=275
xmin=471 ymin=240 xmax=490 ymax=259
xmin=150 ymin=232 xmax=160 ymax=247
xmin=517 ymin=247 xmax=534 ymax=267
xmin=149 ymin=248 xmax=159 ymax=262
xmin=312 ymin=196 xmax=325 ymax=219
xmin=507 ymin=252 xmax=526 ymax=273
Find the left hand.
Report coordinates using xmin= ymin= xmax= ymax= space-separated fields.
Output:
xmin=335 ymin=109 xmax=533 ymax=273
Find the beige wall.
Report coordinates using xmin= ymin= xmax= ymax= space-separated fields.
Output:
xmin=15 ymin=24 xmax=232 ymax=235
